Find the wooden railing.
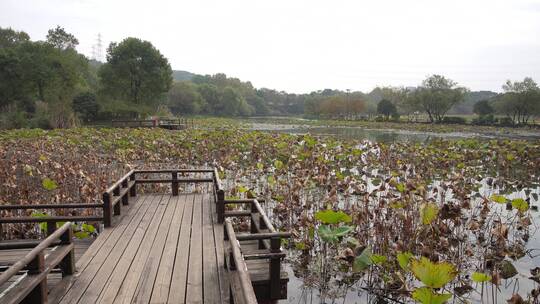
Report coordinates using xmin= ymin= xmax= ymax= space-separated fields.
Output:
xmin=0 ymin=222 xmax=75 ymax=304
xmin=110 ymin=168 xmax=289 ymax=302
xmin=111 ymin=118 xmax=194 ymax=129
xmin=0 ymin=204 xmax=103 ymax=240
xmin=223 ymin=198 xmax=290 ymax=301
xmin=101 ymin=168 xmax=217 ymax=226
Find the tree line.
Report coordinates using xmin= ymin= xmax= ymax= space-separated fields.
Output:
xmin=1 ymin=26 xmax=539 ymax=129
xmin=0 ymin=26 xmax=173 ymax=128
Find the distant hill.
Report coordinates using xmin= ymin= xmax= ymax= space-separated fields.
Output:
xmin=172 ymin=70 xmax=197 ymax=82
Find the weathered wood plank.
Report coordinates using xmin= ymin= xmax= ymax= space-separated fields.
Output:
xmin=56 ymin=194 xmax=154 ymax=303
xmin=186 ymin=194 xmax=204 ymax=304
xmin=112 ymin=195 xmax=171 ymax=304
xmin=202 ymin=194 xmax=221 ymax=304
xmin=149 ymin=194 xmax=186 ymax=303
xmin=131 ymin=195 xmax=176 ymax=304
xmin=168 ymin=194 xmax=195 ymax=303
xmin=48 ymin=196 xmax=148 ymax=303
xmin=81 ymin=194 xmax=162 ymax=304
xmin=76 ymin=195 xmax=144 ymax=271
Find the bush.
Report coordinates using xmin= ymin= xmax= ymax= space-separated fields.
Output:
xmin=1 ymin=110 xmax=27 ymax=129
xmin=374 ymin=116 xmax=385 ymax=122
xmin=472 ymin=114 xmax=496 ymax=126
xmin=497 ymin=117 xmax=514 ymax=127
xmin=441 ymin=116 xmax=467 ymax=124
xmin=73 ymin=92 xmax=99 ymax=122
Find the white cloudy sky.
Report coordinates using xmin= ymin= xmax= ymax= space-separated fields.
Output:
xmin=1 ymin=0 xmax=539 ymax=93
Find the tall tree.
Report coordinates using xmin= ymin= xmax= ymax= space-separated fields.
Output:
xmin=46 ymin=26 xmax=78 ymax=50
xmin=406 ymin=75 xmax=467 ymax=122
xmin=495 ymin=77 xmax=540 ymax=124
xmin=473 ymin=99 xmax=494 ymax=116
xmin=377 ymin=99 xmax=397 ymax=120
xmin=99 ymin=38 xmax=172 ymax=108
xmin=0 ymin=27 xmax=30 ymax=49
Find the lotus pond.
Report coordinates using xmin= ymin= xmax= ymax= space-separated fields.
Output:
xmin=0 ymin=127 xmax=539 ymax=303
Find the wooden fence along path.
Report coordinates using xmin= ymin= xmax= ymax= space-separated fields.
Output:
xmin=111 ymin=118 xmax=193 ymax=130
xmin=0 ymin=169 xmax=289 ymax=303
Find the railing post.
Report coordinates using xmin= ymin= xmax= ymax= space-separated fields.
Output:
xmin=121 ymin=178 xmax=129 ymax=205
xmin=59 ymin=224 xmax=75 ymax=276
xmin=250 ymin=203 xmax=257 ymax=233
xmin=270 ymin=237 xmax=281 ymax=299
xmin=113 ymin=186 xmax=121 ymax=215
xmin=217 ymin=189 xmax=225 ymax=223
xmin=46 ymin=220 xmax=56 ymax=237
xmin=103 ymin=192 xmax=112 ymax=228
xmin=130 ymin=173 xmax=137 ymax=197
xmin=24 ymin=252 xmax=47 ymax=303
xmin=259 ymin=208 xmax=268 ymax=234
xmin=172 ymin=171 xmax=179 ymax=196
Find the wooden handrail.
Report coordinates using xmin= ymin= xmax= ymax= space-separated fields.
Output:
xmin=213 ymin=168 xmax=223 ymax=192
xmin=135 ymin=178 xmax=213 ymax=184
xmin=0 ymin=222 xmax=73 ymax=286
xmin=0 ymin=216 xmax=102 ymax=224
xmin=105 ymin=170 xmax=135 ymax=194
xmin=133 ymin=169 xmax=214 ymax=174
xmin=223 ymin=192 xmax=290 ymax=300
xmin=0 ymin=203 xmax=103 ymax=210
xmin=224 ymin=219 xmax=258 ymax=304
xmin=224 ymin=198 xmax=266 ymax=204
xmin=235 ymin=232 xmax=291 ymax=241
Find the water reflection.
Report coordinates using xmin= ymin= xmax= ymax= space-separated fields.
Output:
xmin=249 ymin=122 xmax=473 ymax=143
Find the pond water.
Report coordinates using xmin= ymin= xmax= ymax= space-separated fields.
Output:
xmin=246 ymin=118 xmax=540 ymax=143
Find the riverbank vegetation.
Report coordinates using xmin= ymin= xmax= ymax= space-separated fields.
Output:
xmin=2 ymin=26 xmax=539 ymax=130
xmin=0 ymin=127 xmax=539 ymax=302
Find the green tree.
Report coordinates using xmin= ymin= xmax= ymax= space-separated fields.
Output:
xmin=197 ymin=83 xmax=220 ymax=113
xmin=46 ymin=26 xmax=78 ymax=50
xmin=0 ymin=48 xmax=29 ymax=108
xmin=219 ymin=87 xmax=253 ymax=116
xmin=167 ymin=81 xmax=206 ymax=114
xmin=377 ymin=99 xmax=397 ymax=120
xmin=495 ymin=77 xmax=540 ymax=125
xmin=473 ymin=99 xmax=494 ymax=116
xmin=73 ymin=92 xmax=99 ymax=122
xmin=0 ymin=27 xmax=30 ymax=49
xmin=407 ymin=75 xmax=467 ymax=123
xmin=99 ymin=38 xmax=172 ymax=107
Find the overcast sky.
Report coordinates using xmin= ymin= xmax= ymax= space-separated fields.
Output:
xmin=2 ymin=0 xmax=539 ymax=93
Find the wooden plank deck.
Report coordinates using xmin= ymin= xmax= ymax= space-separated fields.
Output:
xmin=49 ymin=193 xmax=229 ymax=304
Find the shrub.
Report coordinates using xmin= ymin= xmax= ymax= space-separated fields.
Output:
xmin=472 ymin=114 xmax=496 ymax=126
xmin=497 ymin=117 xmax=514 ymax=127
xmin=441 ymin=116 xmax=467 ymax=124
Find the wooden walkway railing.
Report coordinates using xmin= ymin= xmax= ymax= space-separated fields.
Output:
xmin=111 ymin=118 xmax=193 ymax=130
xmin=0 ymin=167 xmax=289 ymax=303
xmin=106 ymin=168 xmax=290 ymax=302
xmin=0 ymin=222 xmax=75 ymax=304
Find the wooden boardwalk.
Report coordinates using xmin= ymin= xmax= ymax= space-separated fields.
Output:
xmin=50 ymin=193 xmax=228 ymax=304
xmin=0 ymin=169 xmax=289 ymax=304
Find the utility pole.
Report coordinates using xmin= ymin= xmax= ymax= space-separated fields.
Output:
xmin=91 ymin=33 xmax=103 ymax=62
